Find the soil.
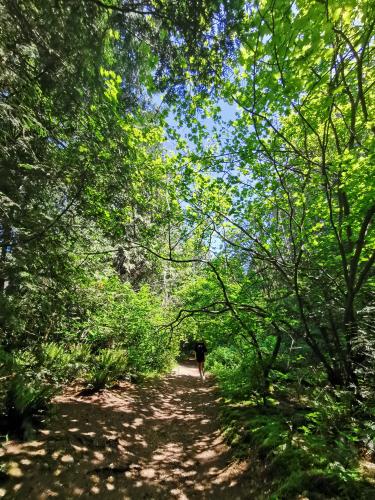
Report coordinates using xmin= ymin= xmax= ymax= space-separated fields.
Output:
xmin=0 ymin=361 xmax=262 ymax=499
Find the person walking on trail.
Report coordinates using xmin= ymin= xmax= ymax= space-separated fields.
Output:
xmin=194 ymin=340 xmax=207 ymax=380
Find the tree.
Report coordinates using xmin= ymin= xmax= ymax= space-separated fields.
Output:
xmin=0 ymin=0 xmax=243 ymax=346
xmin=165 ymin=0 xmax=374 ymax=392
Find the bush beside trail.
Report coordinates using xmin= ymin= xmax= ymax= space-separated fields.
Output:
xmin=0 ymin=278 xmax=179 ymax=438
xmin=206 ymin=345 xmax=375 ymax=499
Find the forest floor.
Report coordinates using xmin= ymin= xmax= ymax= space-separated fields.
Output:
xmin=0 ymin=361 xmax=264 ymax=499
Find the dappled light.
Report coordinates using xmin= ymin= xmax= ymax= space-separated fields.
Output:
xmin=1 ymin=0 xmax=374 ymax=498
xmin=0 ymin=362 xmax=257 ymax=499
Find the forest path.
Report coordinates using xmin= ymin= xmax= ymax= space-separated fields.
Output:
xmin=0 ymin=361 xmax=261 ymax=499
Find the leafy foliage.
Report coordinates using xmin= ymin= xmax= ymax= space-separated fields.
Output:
xmin=168 ymin=0 xmax=374 ymax=395
xmin=0 ymin=0 xmax=374 ymax=496
xmin=221 ymin=388 xmax=374 ymax=499
xmin=4 ymin=377 xmax=56 ymax=437
xmin=85 ymin=348 xmax=128 ymax=391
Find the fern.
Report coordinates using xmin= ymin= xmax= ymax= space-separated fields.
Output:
xmin=85 ymin=348 xmax=127 ymax=391
xmin=5 ymin=376 xmax=56 ymax=433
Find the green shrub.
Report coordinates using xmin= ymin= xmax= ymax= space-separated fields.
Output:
xmin=41 ymin=342 xmax=69 ymax=365
xmin=5 ymin=376 xmax=56 ymax=436
xmin=69 ymin=343 xmax=91 ymax=364
xmin=39 ymin=342 xmax=93 ymax=383
xmin=85 ymin=348 xmax=127 ymax=391
xmin=0 ymin=347 xmax=13 ymax=372
xmin=206 ymin=346 xmax=265 ymax=400
xmin=87 ymin=279 xmax=180 ymax=374
xmin=206 ymin=346 xmax=242 ymax=369
xmin=12 ymin=350 xmax=38 ymax=371
xmin=220 ymin=392 xmax=373 ymax=499
xmin=1 ymin=347 xmax=54 ymax=437
xmin=39 ymin=342 xmax=73 ymax=381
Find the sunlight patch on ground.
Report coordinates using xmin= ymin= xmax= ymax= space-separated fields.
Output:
xmin=0 ymin=362 xmax=253 ymax=499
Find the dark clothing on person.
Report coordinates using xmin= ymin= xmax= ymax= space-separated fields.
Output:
xmin=194 ymin=342 xmax=207 ymax=362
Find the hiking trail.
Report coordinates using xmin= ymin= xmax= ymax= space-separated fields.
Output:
xmin=0 ymin=361 xmax=261 ymax=499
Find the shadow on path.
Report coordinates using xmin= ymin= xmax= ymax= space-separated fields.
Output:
xmin=0 ymin=361 xmax=259 ymax=499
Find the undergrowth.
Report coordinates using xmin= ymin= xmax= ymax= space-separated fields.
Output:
xmin=85 ymin=348 xmax=127 ymax=390
xmin=208 ymin=349 xmax=375 ymax=499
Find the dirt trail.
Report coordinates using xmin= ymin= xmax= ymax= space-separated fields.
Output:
xmin=0 ymin=361 xmax=260 ymax=499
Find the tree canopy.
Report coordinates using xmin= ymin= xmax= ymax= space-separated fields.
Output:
xmin=0 ymin=1 xmax=374 ymax=497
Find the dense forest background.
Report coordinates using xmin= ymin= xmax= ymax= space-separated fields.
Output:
xmin=0 ymin=0 xmax=374 ymax=498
